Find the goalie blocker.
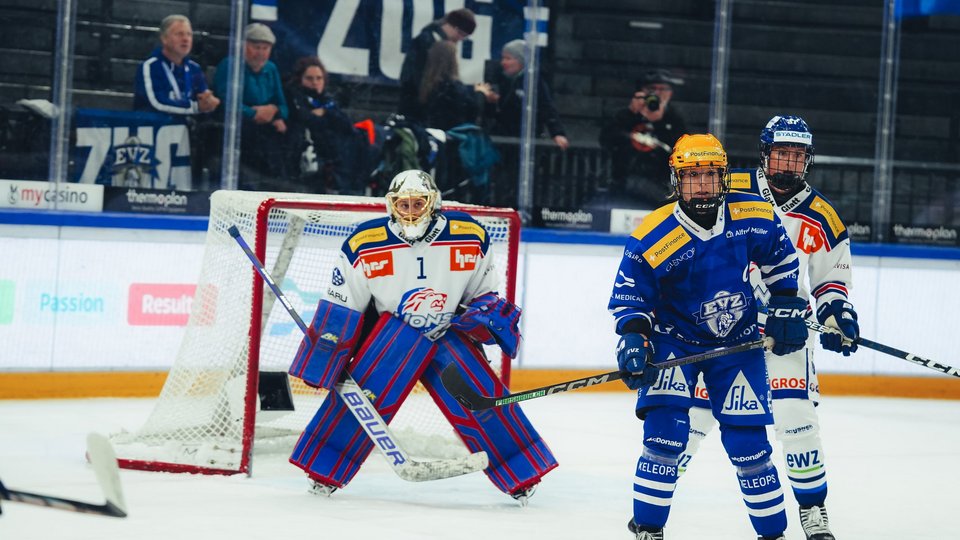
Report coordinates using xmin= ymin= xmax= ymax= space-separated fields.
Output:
xmin=290 ymin=302 xmax=556 ymax=495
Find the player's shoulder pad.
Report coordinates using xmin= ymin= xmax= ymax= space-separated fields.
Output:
xmin=797 ymin=189 xmax=849 ymax=245
xmin=629 ymin=202 xmax=693 ymax=270
xmin=728 ymin=167 xmax=759 ymax=194
xmin=725 ymin=191 xmax=775 ymax=222
xmin=341 ymin=216 xmax=397 ymax=261
xmin=436 ymin=211 xmax=491 ymax=250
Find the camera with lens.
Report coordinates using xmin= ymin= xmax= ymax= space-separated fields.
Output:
xmin=640 ymin=93 xmax=660 ymax=112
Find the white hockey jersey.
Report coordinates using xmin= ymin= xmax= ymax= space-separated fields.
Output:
xmin=730 ymin=167 xmax=853 ymax=307
xmin=325 ymin=211 xmax=499 ymax=333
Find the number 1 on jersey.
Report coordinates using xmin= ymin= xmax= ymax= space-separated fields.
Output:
xmin=417 ymin=256 xmax=426 ymax=280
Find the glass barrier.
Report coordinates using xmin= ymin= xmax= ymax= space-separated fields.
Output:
xmin=888 ymin=13 xmax=960 ymax=247
xmin=0 ymin=0 xmax=58 ymax=184
xmin=6 ymin=0 xmax=960 ymax=246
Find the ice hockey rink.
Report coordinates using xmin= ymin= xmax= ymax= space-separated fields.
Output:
xmin=1 ymin=392 xmax=957 ymax=540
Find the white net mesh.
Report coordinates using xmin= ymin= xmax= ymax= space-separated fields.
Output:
xmin=111 ymin=190 xmax=517 ymax=474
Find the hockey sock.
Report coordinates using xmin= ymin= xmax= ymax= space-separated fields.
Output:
xmin=721 ymin=424 xmax=787 ymax=537
xmin=771 ymin=398 xmax=828 ymax=507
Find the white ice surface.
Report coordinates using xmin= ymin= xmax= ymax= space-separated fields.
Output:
xmin=1 ymin=394 xmax=958 ymax=539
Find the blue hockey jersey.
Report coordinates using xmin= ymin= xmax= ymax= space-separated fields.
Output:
xmin=609 ymin=191 xmax=800 ymax=347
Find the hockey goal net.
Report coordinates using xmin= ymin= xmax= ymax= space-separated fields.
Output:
xmin=111 ymin=190 xmax=519 ymax=475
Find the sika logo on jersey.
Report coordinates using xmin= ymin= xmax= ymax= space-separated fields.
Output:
xmin=650 ymin=366 xmax=690 ymax=397
xmin=695 ymin=290 xmax=748 ymax=338
xmin=359 ymin=251 xmax=393 ymax=278
xmin=722 ymin=371 xmax=764 ymax=415
xmin=450 ymin=245 xmax=481 ymax=271
xmin=397 ymin=287 xmax=453 ymax=330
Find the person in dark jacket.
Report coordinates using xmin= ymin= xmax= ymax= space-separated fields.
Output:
xmin=419 ymin=41 xmax=493 ymax=131
xmin=397 ymin=8 xmax=476 ymax=122
xmin=483 ymin=39 xmax=569 ymax=151
xmin=598 ymin=69 xmax=687 ymax=206
xmin=284 ymin=56 xmax=368 ymax=194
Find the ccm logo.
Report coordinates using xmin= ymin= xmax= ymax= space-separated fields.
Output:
xmin=450 ymin=245 xmax=481 ymax=271
xmin=770 ymin=308 xmax=806 ymax=318
xmin=127 ymin=284 xmax=196 ymax=326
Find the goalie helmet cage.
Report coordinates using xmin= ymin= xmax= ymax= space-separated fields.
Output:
xmin=111 ymin=190 xmax=520 ymax=476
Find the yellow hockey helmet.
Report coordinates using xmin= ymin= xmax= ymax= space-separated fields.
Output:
xmin=669 ymin=133 xmax=730 ymax=216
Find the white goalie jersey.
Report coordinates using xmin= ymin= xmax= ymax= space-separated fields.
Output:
xmin=730 ymin=167 xmax=854 ymax=308
xmin=325 ymin=211 xmax=499 ymax=333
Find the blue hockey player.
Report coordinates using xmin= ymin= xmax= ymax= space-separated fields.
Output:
xmin=679 ymin=116 xmax=858 ymax=540
xmin=609 ymin=134 xmax=809 ymax=540
xmin=287 ymin=169 xmax=556 ymax=503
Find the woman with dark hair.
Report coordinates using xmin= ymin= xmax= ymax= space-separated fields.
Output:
xmin=284 ymin=56 xmax=366 ymax=194
xmin=418 ymin=41 xmax=493 ymax=131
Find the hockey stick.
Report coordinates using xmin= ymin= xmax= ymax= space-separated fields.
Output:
xmin=0 ymin=433 xmax=127 ymax=518
xmin=804 ymin=319 xmax=960 ymax=378
xmin=228 ymin=225 xmax=488 ymax=481
xmin=442 ymin=339 xmax=768 ymax=410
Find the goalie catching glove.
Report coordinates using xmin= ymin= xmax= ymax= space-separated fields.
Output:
xmin=816 ymin=299 xmax=859 ymax=356
xmin=764 ymin=294 xmax=809 ymax=356
xmin=616 ymin=333 xmax=659 ymax=390
xmin=449 ymin=293 xmax=522 ymax=358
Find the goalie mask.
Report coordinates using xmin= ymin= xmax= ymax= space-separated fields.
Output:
xmin=759 ymin=115 xmax=814 ymax=193
xmin=669 ymin=133 xmax=730 ymax=217
xmin=386 ymin=169 xmax=442 ymax=241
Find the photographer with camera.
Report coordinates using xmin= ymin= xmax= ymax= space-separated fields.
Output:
xmin=598 ymin=69 xmax=687 ymax=207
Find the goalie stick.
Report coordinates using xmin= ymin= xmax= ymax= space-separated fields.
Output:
xmin=442 ymin=339 xmax=768 ymax=410
xmin=0 ymin=433 xmax=127 ymax=518
xmin=228 ymin=225 xmax=489 ymax=482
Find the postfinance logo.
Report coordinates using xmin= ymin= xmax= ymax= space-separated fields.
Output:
xmin=0 ymin=280 xmax=14 ymax=324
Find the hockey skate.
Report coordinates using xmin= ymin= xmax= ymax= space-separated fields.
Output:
xmin=307 ymin=479 xmax=338 ymax=497
xmin=799 ymin=504 xmax=836 ymax=539
xmin=510 ymin=483 xmax=538 ymax=507
xmin=627 ymin=518 xmax=664 ymax=540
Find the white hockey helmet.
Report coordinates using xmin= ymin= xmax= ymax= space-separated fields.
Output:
xmin=385 ymin=169 xmax=442 ymax=241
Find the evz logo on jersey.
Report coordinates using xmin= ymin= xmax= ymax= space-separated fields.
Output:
xmin=695 ymin=291 xmax=748 ymax=338
xmin=358 ymin=251 xmax=393 ymax=278
xmin=397 ymin=287 xmax=453 ymax=330
xmin=450 ymin=245 xmax=481 ymax=271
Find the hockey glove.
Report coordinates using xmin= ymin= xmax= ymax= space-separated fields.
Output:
xmin=816 ymin=299 xmax=859 ymax=356
xmin=449 ymin=293 xmax=522 ymax=358
xmin=616 ymin=333 xmax=659 ymax=390
xmin=764 ymin=295 xmax=809 ymax=356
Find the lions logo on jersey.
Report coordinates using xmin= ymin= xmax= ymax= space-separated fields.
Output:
xmin=694 ymin=290 xmax=749 ymax=338
xmin=397 ymin=287 xmax=453 ymax=331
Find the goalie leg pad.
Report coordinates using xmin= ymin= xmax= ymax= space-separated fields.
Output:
xmin=632 ymin=406 xmax=687 ymax=528
xmin=771 ymin=397 xmax=827 ymax=507
xmin=719 ymin=424 xmax=788 ymax=537
xmin=290 ymin=313 xmax=437 ymax=486
xmin=420 ymin=331 xmax=558 ymax=494
xmin=289 ymin=300 xmax=364 ymax=389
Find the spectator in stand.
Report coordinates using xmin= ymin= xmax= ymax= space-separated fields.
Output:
xmin=135 ymin=14 xmax=220 ymax=115
xmin=483 ymin=39 xmax=569 ymax=151
xmin=214 ymin=23 xmax=289 ymax=190
xmin=598 ymin=69 xmax=687 ymax=207
xmin=397 ymin=8 xmax=477 ymax=122
xmin=284 ymin=56 xmax=368 ymax=194
xmin=419 ymin=41 xmax=493 ymax=131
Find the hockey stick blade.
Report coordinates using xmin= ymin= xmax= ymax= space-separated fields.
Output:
xmin=803 ymin=319 xmax=960 ymax=378
xmin=443 ymin=340 xmax=766 ymax=410
xmin=0 ymin=433 xmax=127 ymax=518
xmin=230 ymin=225 xmax=489 ymax=481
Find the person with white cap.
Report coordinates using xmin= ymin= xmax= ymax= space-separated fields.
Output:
xmin=214 ymin=23 xmax=291 ymax=190
xmin=483 ymin=39 xmax=568 ymax=151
